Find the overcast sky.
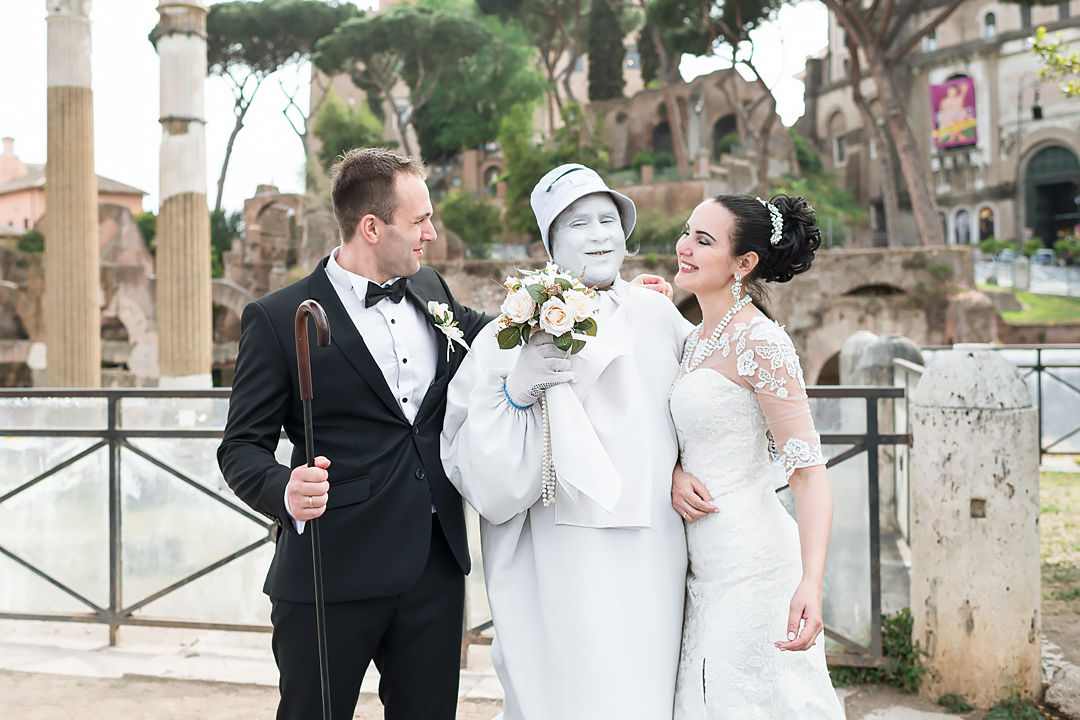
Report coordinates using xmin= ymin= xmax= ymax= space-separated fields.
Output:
xmin=0 ymin=0 xmax=828 ymax=214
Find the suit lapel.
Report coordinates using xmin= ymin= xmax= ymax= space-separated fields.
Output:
xmin=308 ymin=260 xmax=407 ymax=422
xmin=405 ymin=275 xmax=451 ymax=420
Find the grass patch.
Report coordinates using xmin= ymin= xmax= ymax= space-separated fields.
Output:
xmin=985 ymin=694 xmax=1044 ymax=719
xmin=998 ymin=290 xmax=1080 ymax=325
xmin=938 ymin=693 xmax=975 ymax=714
xmin=829 ymin=608 xmax=924 ymax=692
xmin=1041 ymin=473 xmax=1080 ymax=566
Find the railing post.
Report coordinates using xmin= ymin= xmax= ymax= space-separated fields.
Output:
xmin=865 ymin=393 xmax=882 ymax=660
xmin=107 ymin=394 xmax=121 ymax=647
xmin=1036 ymin=348 xmax=1044 ymax=457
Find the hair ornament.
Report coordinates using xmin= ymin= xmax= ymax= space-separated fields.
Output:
xmin=755 ymin=196 xmax=783 ymax=246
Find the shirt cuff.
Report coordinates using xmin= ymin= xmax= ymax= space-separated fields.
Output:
xmin=283 ymin=484 xmax=306 ymax=535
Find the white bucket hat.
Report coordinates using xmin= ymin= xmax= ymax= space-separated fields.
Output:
xmin=530 ymin=163 xmax=637 ymax=257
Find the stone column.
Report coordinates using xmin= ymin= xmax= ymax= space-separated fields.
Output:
xmin=155 ymin=1 xmax=212 ymax=387
xmin=909 ymin=344 xmax=1040 ymax=705
xmin=858 ymin=334 xmax=923 ymax=534
xmin=1013 ymin=255 xmax=1030 ymax=291
xmin=839 ymin=330 xmax=879 ymax=386
xmin=45 ymin=0 xmax=100 ymax=387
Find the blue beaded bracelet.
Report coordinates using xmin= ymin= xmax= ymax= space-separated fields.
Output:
xmin=503 ymin=378 xmax=535 ymax=410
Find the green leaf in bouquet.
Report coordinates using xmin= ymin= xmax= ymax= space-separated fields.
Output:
xmin=575 ymin=318 xmax=598 ymax=337
xmin=520 ymin=323 xmax=532 ymax=344
xmin=552 ymin=332 xmax=573 ymax=352
xmin=497 ymin=325 xmax=522 ymax=350
xmin=570 ymin=339 xmax=586 ymax=354
xmin=526 ymin=284 xmax=547 ymax=305
xmin=555 ymin=277 xmax=572 ymax=291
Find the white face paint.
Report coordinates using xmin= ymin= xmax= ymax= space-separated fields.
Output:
xmin=549 ymin=193 xmax=626 ymax=287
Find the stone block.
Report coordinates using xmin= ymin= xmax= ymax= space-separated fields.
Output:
xmin=1047 ymin=664 xmax=1080 ymax=720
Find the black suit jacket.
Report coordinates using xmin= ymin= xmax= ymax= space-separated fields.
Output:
xmin=217 ymin=259 xmax=490 ymax=603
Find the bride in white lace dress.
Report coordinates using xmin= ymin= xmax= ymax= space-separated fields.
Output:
xmin=669 ymin=194 xmax=845 ymax=718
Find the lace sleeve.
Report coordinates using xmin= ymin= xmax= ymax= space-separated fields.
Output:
xmin=735 ymin=319 xmax=825 ymax=480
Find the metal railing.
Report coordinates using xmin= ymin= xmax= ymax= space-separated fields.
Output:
xmin=0 ymin=386 xmax=910 ymax=671
xmin=0 ymin=389 xmax=273 ymax=645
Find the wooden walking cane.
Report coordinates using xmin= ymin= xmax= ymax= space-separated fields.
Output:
xmin=295 ymin=299 xmax=332 ymax=720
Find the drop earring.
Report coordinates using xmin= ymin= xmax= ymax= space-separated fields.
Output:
xmin=731 ymin=273 xmax=743 ymax=301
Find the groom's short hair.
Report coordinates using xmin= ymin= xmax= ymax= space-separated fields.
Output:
xmin=329 ymin=148 xmax=428 ymax=242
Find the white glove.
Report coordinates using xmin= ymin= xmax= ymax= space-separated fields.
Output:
xmin=505 ymin=333 xmax=575 ymax=407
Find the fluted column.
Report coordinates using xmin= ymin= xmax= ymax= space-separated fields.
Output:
xmin=45 ymin=0 xmax=100 ymax=387
xmin=155 ymin=1 xmax=212 ymax=387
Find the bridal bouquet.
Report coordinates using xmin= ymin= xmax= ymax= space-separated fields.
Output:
xmin=495 ymin=263 xmax=599 ymax=353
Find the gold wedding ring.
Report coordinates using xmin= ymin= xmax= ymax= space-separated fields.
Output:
xmin=306 ymin=496 xmax=313 ymax=509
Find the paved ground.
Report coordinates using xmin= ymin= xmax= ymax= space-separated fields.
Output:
xmin=0 ymin=620 xmax=1031 ymax=720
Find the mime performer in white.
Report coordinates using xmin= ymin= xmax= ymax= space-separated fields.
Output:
xmin=441 ymin=164 xmax=693 ymax=719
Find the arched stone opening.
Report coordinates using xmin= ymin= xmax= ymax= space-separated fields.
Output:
xmin=652 ymin=121 xmax=673 ymax=155
xmin=816 ymin=351 xmax=841 ymax=385
xmin=1023 ymin=144 xmax=1080 ymax=245
xmin=844 ymin=284 xmax=906 ymax=297
xmin=712 ymin=113 xmax=738 ymax=159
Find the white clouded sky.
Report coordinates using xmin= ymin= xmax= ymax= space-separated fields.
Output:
xmin=0 ymin=0 xmax=827 ymax=214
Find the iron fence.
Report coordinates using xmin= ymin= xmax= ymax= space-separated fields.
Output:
xmin=0 ymin=386 xmax=909 ymax=670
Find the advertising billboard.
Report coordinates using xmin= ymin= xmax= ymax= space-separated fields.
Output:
xmin=931 ymin=77 xmax=977 ymax=149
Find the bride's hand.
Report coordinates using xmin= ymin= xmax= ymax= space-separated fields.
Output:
xmin=774 ymin=579 xmax=824 ymax=652
xmin=671 ymin=465 xmax=716 ymax=522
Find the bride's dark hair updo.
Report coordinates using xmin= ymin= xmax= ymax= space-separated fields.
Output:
xmin=714 ymin=194 xmax=822 ymax=290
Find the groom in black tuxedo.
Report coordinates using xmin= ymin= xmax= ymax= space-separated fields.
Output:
xmin=217 ymin=148 xmax=489 ymax=720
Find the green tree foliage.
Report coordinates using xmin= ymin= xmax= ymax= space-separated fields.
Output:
xmin=1034 ymin=26 xmax=1080 ymax=96
xmin=1054 ymin=235 xmax=1079 ymax=265
xmin=475 ymin=0 xmax=590 ymax=114
xmin=498 ymin=103 xmax=612 ymax=243
xmin=210 ymin=210 xmax=243 ymax=279
xmin=637 ymin=26 xmax=659 ymax=86
xmin=197 ymin=0 xmax=358 ymax=211
xmin=587 ymin=0 xmax=627 ymax=101
xmin=313 ymin=86 xmax=386 ymax=173
xmin=134 ymin=211 xmax=157 ymax=255
xmin=410 ymin=0 xmax=545 ymax=160
xmin=16 ymin=229 xmax=43 ymax=254
xmin=315 ymin=5 xmax=491 ymax=158
xmin=438 ymin=190 xmax=503 ymax=258
xmin=771 ymin=130 xmax=867 ymax=247
xmin=1022 ymin=236 xmax=1046 ymax=257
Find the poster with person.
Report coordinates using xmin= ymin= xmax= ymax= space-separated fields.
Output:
xmin=932 ymin=77 xmax=977 ymax=149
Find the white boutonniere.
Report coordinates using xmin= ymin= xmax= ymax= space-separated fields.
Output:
xmin=427 ymin=301 xmax=470 ymax=359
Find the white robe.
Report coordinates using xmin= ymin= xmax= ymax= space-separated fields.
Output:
xmin=442 ymin=278 xmax=693 ymax=720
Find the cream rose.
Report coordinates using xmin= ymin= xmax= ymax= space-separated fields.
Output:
xmin=538 ymin=297 xmax=575 ymax=336
xmin=500 ymin=288 xmax=536 ymax=324
xmin=427 ymin=301 xmax=450 ymax=322
xmin=561 ymin=289 xmax=597 ymax=322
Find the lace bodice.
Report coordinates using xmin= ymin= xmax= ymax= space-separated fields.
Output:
xmin=676 ymin=315 xmax=824 ymax=486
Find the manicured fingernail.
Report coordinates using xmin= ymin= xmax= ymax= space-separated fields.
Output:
xmin=787 ymin=631 xmax=796 ymax=641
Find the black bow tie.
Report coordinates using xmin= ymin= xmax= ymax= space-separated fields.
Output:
xmin=365 ymin=278 xmax=407 ymax=307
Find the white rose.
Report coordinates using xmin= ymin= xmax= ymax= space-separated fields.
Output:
xmin=503 ymin=275 xmax=521 ymax=291
xmin=562 ymin=289 xmax=597 ymax=322
xmin=500 ymin=288 xmax=536 ymax=324
xmin=538 ymin=297 xmax=575 ymax=336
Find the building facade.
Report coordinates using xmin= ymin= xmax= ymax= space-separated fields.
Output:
xmin=801 ymin=1 xmax=1080 ymax=247
xmin=0 ymin=137 xmax=145 ymax=233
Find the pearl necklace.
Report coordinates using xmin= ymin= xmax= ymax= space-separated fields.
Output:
xmin=681 ymin=295 xmax=753 ymax=374
xmin=540 ymin=394 xmax=556 ymax=506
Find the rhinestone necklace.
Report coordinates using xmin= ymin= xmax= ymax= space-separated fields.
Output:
xmin=681 ymin=295 xmax=754 ymax=374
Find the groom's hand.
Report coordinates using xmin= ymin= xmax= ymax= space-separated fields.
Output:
xmin=286 ymin=455 xmax=331 ymax=521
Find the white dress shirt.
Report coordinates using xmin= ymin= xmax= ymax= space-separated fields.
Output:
xmin=287 ymin=247 xmax=439 ymax=531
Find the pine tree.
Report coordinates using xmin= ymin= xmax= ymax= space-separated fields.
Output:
xmin=586 ymin=0 xmax=626 ymax=101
